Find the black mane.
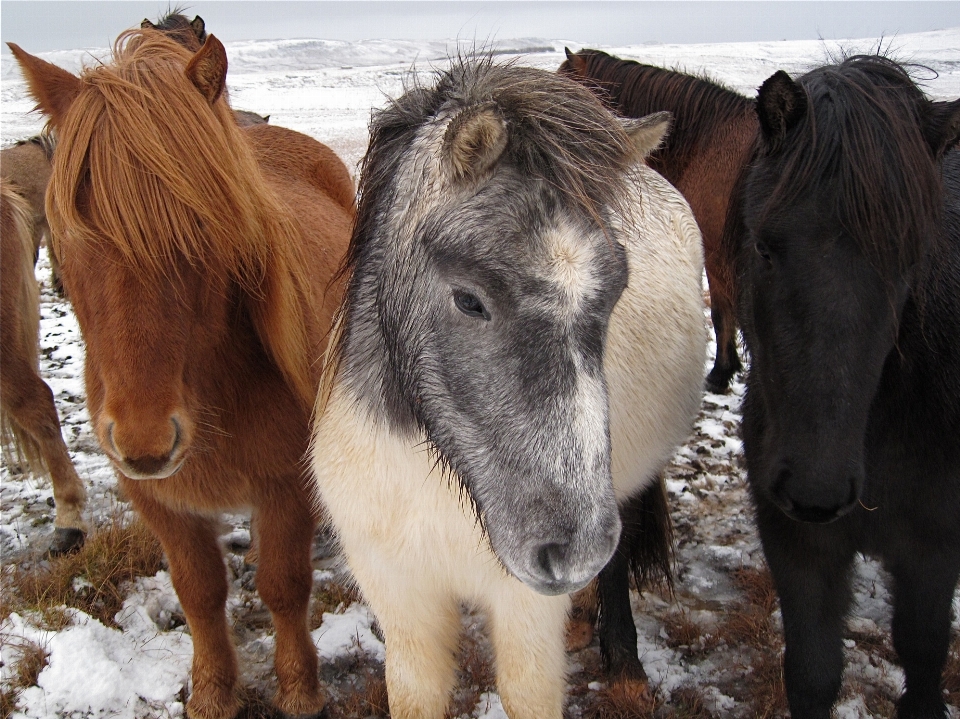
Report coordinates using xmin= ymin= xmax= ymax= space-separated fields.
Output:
xmin=756 ymin=55 xmax=945 ymax=275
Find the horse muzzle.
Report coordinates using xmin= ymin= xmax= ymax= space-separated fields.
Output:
xmin=103 ymin=416 xmax=189 ymax=480
xmin=501 ymin=509 xmax=622 ymax=596
xmin=769 ymin=460 xmax=861 ymax=524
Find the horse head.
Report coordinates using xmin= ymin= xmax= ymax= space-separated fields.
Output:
xmin=11 ymin=33 xmax=310 ymax=481
xmin=741 ymin=60 xmax=960 ymax=523
xmin=332 ymin=59 xmax=670 ymax=595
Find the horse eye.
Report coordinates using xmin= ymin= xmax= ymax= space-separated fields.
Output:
xmin=755 ymin=241 xmax=772 ymax=263
xmin=453 ymin=291 xmax=490 ymax=320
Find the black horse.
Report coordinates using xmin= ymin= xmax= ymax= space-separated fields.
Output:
xmin=738 ymin=55 xmax=960 ymax=718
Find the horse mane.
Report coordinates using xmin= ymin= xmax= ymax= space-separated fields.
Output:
xmin=318 ymin=55 xmax=637 ymax=410
xmin=564 ymin=50 xmax=755 ymax=179
xmin=15 ymin=131 xmax=57 ymax=161
xmin=47 ymin=29 xmax=317 ymax=406
xmin=756 ymin=54 xmax=945 ymax=276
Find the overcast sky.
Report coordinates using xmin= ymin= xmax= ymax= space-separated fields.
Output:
xmin=2 ymin=1 xmax=959 ymax=53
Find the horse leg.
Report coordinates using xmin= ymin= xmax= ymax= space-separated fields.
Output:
xmin=0 ymin=356 xmax=86 ymax=555
xmin=758 ymin=512 xmax=855 ymax=719
xmin=253 ymin=493 xmax=324 ymax=717
xmin=488 ymin=585 xmax=569 ymax=719
xmin=889 ymin=553 xmax=959 ymax=718
xmin=596 ymin=537 xmax=647 ymax=686
xmin=125 ymin=486 xmax=241 ymax=719
xmin=361 ymin=578 xmax=460 ymax=719
xmin=705 ymin=299 xmax=741 ymax=394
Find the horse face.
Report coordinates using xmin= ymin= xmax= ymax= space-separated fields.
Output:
xmin=742 ymin=184 xmax=909 ymax=523
xmin=61 ymin=235 xmax=214 ymax=480
xmin=741 ymin=69 xmax=925 ymax=523
xmin=380 ymin=179 xmax=627 ymax=594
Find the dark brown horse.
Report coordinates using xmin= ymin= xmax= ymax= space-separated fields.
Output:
xmin=10 ymin=29 xmax=354 ymax=719
xmin=1 ymin=177 xmax=86 ymax=555
xmin=561 ymin=48 xmax=756 ymax=393
xmin=143 ymin=12 xmax=269 ymax=128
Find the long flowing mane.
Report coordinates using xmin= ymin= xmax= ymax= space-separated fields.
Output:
xmin=754 ymin=55 xmax=944 ymax=276
xmin=563 ymin=50 xmax=755 ymax=180
xmin=47 ymin=29 xmax=317 ymax=404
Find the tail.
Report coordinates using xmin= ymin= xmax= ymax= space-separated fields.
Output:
xmin=0 ymin=179 xmax=46 ymax=475
xmin=621 ymin=474 xmax=675 ymax=594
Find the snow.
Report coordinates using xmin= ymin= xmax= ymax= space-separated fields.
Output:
xmin=2 ymin=24 xmax=959 ymax=719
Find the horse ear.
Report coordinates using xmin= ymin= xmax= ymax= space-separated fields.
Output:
xmin=7 ymin=43 xmax=82 ymax=128
xmin=757 ymin=70 xmax=806 ymax=147
xmin=443 ymin=105 xmax=507 ymax=183
xmin=562 ymin=47 xmax=587 ymax=76
xmin=922 ymin=99 xmax=960 ymax=159
xmin=621 ymin=111 xmax=671 ymax=160
xmin=185 ymin=34 xmax=228 ymax=105
xmin=191 ymin=16 xmax=207 ymax=42
xmin=141 ymin=18 xmax=155 ymax=30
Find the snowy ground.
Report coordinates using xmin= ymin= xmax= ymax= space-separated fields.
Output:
xmin=2 ymin=26 xmax=959 ymax=719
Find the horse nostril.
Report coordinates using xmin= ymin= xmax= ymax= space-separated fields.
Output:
xmin=771 ymin=466 xmax=794 ymax=512
xmin=170 ymin=417 xmax=182 ymax=454
xmin=106 ymin=421 xmax=118 ymax=454
xmin=536 ymin=542 xmax=570 ymax=583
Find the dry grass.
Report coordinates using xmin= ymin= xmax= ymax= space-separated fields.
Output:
xmin=711 ymin=566 xmax=788 ymax=718
xmin=309 ymin=581 xmax=363 ymax=629
xmin=331 ymin=676 xmax=389 ymax=718
xmin=0 ymin=638 xmax=49 ymax=719
xmin=1 ymin=514 xmax=163 ymax=628
xmin=661 ymin=612 xmax=721 ymax=658
xmin=669 ymin=687 xmax=714 ymax=719
xmin=587 ymin=677 xmax=660 ymax=719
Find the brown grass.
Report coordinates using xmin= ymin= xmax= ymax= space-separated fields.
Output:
xmin=0 ymin=639 xmax=49 ymax=719
xmin=587 ymin=677 xmax=660 ymax=719
xmin=669 ymin=686 xmax=714 ymax=719
xmin=309 ymin=581 xmax=363 ymax=629
xmin=2 ymin=514 xmax=163 ymax=628
xmin=711 ymin=565 xmax=788 ymax=718
xmin=331 ymin=676 xmax=390 ymax=718
xmin=661 ymin=612 xmax=721 ymax=658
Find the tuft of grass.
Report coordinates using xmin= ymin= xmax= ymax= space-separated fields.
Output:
xmin=0 ymin=638 xmax=50 ymax=719
xmin=332 ymin=676 xmax=389 ymax=718
xmin=309 ymin=581 xmax=362 ymax=629
xmin=587 ymin=677 xmax=660 ymax=719
xmin=670 ymin=686 xmax=714 ymax=719
xmin=2 ymin=515 xmax=163 ymax=628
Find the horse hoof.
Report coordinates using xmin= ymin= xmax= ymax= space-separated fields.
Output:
xmin=704 ymin=373 xmax=733 ymax=394
xmin=48 ymin=528 xmax=85 ymax=557
xmin=565 ymin=616 xmax=595 ymax=652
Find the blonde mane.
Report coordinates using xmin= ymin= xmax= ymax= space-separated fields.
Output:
xmin=47 ymin=29 xmax=317 ymax=405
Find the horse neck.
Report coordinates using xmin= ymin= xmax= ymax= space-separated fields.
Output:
xmin=595 ymin=60 xmax=754 ymax=182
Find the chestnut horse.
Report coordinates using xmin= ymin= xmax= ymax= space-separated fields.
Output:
xmin=11 ymin=30 xmax=354 ymax=719
xmin=0 ymin=178 xmax=86 ymax=555
xmin=560 ymin=48 xmax=756 ymax=393
xmin=1 ymin=133 xmax=61 ymax=293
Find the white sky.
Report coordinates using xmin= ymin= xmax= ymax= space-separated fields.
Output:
xmin=2 ymin=1 xmax=959 ymax=53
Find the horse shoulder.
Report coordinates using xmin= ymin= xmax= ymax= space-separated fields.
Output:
xmin=605 ymin=167 xmax=707 ymax=499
